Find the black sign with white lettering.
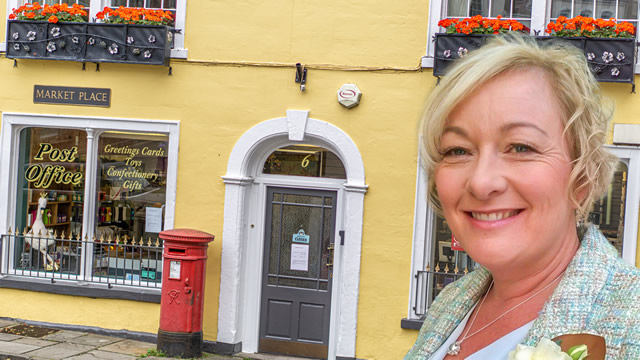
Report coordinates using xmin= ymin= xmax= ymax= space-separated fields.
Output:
xmin=33 ymin=85 xmax=111 ymax=107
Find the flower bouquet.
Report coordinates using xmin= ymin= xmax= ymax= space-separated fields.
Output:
xmin=509 ymin=338 xmax=588 ymax=360
xmin=543 ymin=16 xmax=636 ymax=84
xmin=433 ymin=15 xmax=529 ymax=76
xmin=510 ymin=334 xmax=606 ymax=360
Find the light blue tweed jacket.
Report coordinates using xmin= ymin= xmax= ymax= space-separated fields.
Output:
xmin=404 ymin=225 xmax=640 ymax=359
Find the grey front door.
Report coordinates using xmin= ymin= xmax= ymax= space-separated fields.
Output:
xmin=259 ymin=187 xmax=337 ymax=359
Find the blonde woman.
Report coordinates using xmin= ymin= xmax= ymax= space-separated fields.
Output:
xmin=405 ymin=36 xmax=640 ymax=360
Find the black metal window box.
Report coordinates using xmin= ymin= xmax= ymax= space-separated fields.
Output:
xmin=433 ymin=33 xmax=637 ymax=87
xmin=6 ymin=20 xmax=173 ymax=66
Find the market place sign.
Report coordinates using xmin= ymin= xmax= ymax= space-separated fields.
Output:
xmin=33 ymin=85 xmax=111 ymax=107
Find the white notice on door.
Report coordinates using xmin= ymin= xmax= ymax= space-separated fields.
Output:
xmin=290 ymin=244 xmax=309 ymax=271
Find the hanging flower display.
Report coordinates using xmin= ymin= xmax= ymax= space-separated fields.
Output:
xmin=9 ymin=2 xmax=88 ymax=23
xmin=96 ymin=6 xmax=174 ymax=26
xmin=545 ymin=16 xmax=635 ymax=38
xmin=438 ymin=15 xmax=529 ymax=35
xmin=7 ymin=4 xmax=173 ymax=66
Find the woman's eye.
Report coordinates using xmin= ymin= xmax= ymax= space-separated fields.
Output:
xmin=443 ymin=147 xmax=468 ymax=156
xmin=511 ymin=144 xmax=532 ymax=153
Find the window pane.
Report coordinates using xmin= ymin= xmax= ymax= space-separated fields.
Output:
xmin=596 ymin=0 xmax=616 ymax=18
xmin=551 ymin=0 xmax=574 ymax=18
xmin=430 ymin=215 xmax=476 ymax=304
xmin=262 ymin=145 xmax=346 ymax=179
xmin=491 ymin=0 xmax=511 ymax=17
xmin=148 ymin=0 xmax=162 ymax=8
xmin=575 ymin=0 xmax=594 ymax=17
xmin=15 ymin=128 xmax=87 ymax=274
xmin=163 ymin=0 xmax=177 ymax=9
xmin=512 ymin=0 xmax=532 ymax=18
xmin=448 ymin=0 xmax=469 ymax=17
xmin=619 ymin=0 xmax=637 ymax=19
xmin=470 ymin=0 xmax=490 ymax=16
xmin=589 ymin=162 xmax=627 ymax=255
xmin=94 ymin=132 xmax=168 ymax=280
xmin=111 ymin=0 xmax=128 ymax=6
xmin=130 ymin=0 xmax=144 ymax=7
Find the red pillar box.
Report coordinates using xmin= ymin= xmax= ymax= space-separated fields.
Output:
xmin=157 ymin=229 xmax=215 ymax=358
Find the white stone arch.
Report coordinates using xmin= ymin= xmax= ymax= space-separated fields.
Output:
xmin=217 ymin=111 xmax=367 ymax=360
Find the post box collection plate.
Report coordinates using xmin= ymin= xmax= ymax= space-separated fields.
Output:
xmin=169 ymin=260 xmax=181 ymax=280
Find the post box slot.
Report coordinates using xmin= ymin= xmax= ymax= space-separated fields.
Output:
xmin=168 ymin=248 xmax=186 ymax=254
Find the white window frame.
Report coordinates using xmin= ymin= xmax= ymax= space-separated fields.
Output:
xmin=422 ymin=0 xmax=640 ymax=73
xmin=406 ymin=143 xmax=640 ymax=319
xmin=0 ymin=112 xmax=180 ymax=284
xmin=3 ymin=0 xmax=187 ymax=58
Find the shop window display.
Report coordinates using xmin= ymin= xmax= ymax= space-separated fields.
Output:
xmin=12 ymin=127 xmax=168 ymax=285
xmin=15 ymin=128 xmax=86 ymax=274
xmin=94 ymin=132 xmax=168 ymax=281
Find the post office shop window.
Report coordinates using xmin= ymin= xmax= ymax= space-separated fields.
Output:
xmin=94 ymin=132 xmax=168 ymax=282
xmin=4 ymin=124 xmax=172 ymax=291
xmin=14 ymin=128 xmax=87 ymax=274
xmin=5 ymin=0 xmax=187 ymax=57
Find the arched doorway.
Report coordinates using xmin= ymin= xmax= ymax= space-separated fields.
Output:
xmin=217 ymin=111 xmax=367 ymax=359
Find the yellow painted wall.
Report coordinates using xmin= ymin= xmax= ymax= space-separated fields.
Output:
xmin=0 ymin=289 xmax=159 ymax=333
xmin=1 ymin=1 xmax=639 ymax=360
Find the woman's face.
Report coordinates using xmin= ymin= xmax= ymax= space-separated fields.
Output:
xmin=434 ymin=68 xmax=578 ymax=271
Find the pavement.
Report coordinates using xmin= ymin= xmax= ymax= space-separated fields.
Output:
xmin=0 ymin=319 xmax=254 ymax=360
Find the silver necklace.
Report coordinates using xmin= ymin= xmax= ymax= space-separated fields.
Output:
xmin=446 ymin=271 xmax=565 ymax=356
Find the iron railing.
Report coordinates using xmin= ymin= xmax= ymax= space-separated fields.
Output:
xmin=413 ymin=263 xmax=471 ymax=317
xmin=0 ymin=228 xmax=163 ymax=289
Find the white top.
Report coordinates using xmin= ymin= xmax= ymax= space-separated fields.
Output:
xmin=428 ymin=304 xmax=535 ymax=360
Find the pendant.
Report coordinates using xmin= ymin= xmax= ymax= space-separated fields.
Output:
xmin=447 ymin=341 xmax=461 ymax=356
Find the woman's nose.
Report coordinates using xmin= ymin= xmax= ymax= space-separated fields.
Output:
xmin=465 ymin=153 xmax=508 ymax=200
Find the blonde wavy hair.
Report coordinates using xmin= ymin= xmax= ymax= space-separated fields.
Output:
xmin=422 ymin=35 xmax=618 ymax=219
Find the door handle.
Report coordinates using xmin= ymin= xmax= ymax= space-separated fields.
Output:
xmin=326 ymin=243 xmax=334 ymax=267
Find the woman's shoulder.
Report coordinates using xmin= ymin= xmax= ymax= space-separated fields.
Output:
xmin=576 ymin=225 xmax=640 ymax=320
xmin=582 ymin=225 xmax=640 ymax=289
xmin=405 ymin=268 xmax=492 ymax=359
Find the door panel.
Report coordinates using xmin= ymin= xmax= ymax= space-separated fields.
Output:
xmin=259 ymin=187 xmax=337 ymax=359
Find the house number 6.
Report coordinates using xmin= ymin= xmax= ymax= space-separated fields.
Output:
xmin=301 ymin=154 xmax=312 ymax=168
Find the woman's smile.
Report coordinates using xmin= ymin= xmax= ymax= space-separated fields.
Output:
xmin=468 ymin=210 xmax=521 ymax=221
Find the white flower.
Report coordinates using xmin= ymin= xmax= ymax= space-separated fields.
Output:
xmin=509 ymin=338 xmax=571 ymax=360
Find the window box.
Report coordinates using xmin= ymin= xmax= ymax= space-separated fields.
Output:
xmin=433 ymin=33 xmax=636 ymax=86
xmin=433 ymin=33 xmax=491 ymax=77
xmin=6 ymin=20 xmax=172 ymax=66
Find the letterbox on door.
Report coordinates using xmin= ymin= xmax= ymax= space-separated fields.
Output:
xmin=157 ymin=229 xmax=214 ymax=358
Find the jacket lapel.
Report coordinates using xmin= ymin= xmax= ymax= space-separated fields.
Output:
xmin=405 ymin=267 xmax=492 ymax=359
